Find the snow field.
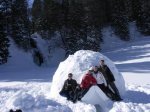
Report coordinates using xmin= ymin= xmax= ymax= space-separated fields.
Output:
xmin=109 ymin=84 xmax=150 ymax=112
xmin=0 ymin=27 xmax=150 ymax=112
xmin=0 ymin=82 xmax=72 ymax=112
xmin=0 ymin=82 xmax=149 ymax=112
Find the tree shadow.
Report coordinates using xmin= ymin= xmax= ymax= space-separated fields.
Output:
xmin=116 ymin=61 xmax=150 ymax=73
xmin=0 ymin=67 xmax=56 ymax=82
xmin=124 ymin=90 xmax=150 ymax=103
xmin=104 ymin=40 xmax=150 ymax=65
xmin=105 ymin=46 xmax=150 ymax=63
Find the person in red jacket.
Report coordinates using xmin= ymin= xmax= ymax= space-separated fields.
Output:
xmin=74 ymin=67 xmax=97 ymax=101
xmin=80 ymin=69 xmax=97 ymax=89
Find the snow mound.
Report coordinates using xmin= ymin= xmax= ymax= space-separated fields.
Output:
xmin=5 ymin=91 xmax=72 ymax=112
xmin=50 ymin=50 xmax=125 ymax=103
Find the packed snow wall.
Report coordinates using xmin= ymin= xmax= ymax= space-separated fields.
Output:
xmin=50 ymin=50 xmax=125 ymax=101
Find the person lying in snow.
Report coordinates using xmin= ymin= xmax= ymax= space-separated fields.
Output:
xmin=98 ymin=59 xmax=122 ymax=101
xmin=92 ymin=66 xmax=120 ymax=101
xmin=59 ymin=73 xmax=78 ymax=102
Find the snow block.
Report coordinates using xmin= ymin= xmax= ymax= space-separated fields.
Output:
xmin=82 ymin=85 xmax=110 ymax=112
xmin=50 ymin=50 xmax=125 ymax=103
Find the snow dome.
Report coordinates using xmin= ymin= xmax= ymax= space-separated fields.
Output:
xmin=50 ymin=50 xmax=125 ymax=103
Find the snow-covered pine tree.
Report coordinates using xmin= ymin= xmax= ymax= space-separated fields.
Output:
xmin=0 ymin=1 xmax=10 ymax=64
xmin=11 ymin=0 xmax=30 ymax=51
xmin=109 ymin=0 xmax=130 ymax=41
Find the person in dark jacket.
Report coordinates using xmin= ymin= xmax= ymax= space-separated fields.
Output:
xmin=99 ymin=59 xmax=122 ymax=101
xmin=59 ymin=73 xmax=78 ymax=101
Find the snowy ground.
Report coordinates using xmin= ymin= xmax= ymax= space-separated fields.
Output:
xmin=0 ymin=35 xmax=150 ymax=111
xmin=103 ymin=37 xmax=150 ymax=85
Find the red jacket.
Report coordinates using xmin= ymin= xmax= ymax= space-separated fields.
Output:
xmin=80 ymin=73 xmax=97 ymax=89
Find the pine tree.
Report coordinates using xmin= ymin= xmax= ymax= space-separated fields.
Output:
xmin=134 ymin=0 xmax=150 ymax=35
xmin=109 ymin=0 xmax=130 ymax=41
xmin=0 ymin=1 xmax=10 ymax=64
xmin=42 ymin=0 xmax=61 ymax=39
xmin=58 ymin=0 xmax=70 ymax=55
xmin=11 ymin=0 xmax=30 ymax=51
xmin=65 ymin=0 xmax=86 ymax=54
xmin=141 ymin=0 xmax=150 ymax=35
xmin=130 ymin=0 xmax=139 ymax=21
xmin=2 ymin=0 xmax=12 ymax=35
xmin=60 ymin=0 xmax=103 ymax=54
xmin=82 ymin=0 xmax=103 ymax=51
xmin=32 ymin=0 xmax=43 ymax=33
xmin=124 ymin=0 xmax=133 ymax=22
xmin=85 ymin=0 xmax=108 ymax=27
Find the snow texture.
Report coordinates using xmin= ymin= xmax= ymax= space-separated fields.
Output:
xmin=0 ymin=82 xmax=72 ymax=112
xmin=0 ymin=36 xmax=64 ymax=82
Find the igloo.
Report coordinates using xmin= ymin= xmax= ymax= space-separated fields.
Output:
xmin=50 ymin=50 xmax=125 ymax=106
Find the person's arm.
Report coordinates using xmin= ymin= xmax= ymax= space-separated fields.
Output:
xmin=90 ymin=76 xmax=97 ymax=85
xmin=59 ymin=80 xmax=67 ymax=94
xmin=80 ymin=75 xmax=87 ymax=88
xmin=62 ymin=80 xmax=68 ymax=90
xmin=72 ymin=80 xmax=78 ymax=90
xmin=98 ymin=66 xmax=102 ymax=72
xmin=80 ymin=77 xmax=84 ymax=88
xmin=106 ymin=65 xmax=115 ymax=81
xmin=74 ymin=80 xmax=78 ymax=86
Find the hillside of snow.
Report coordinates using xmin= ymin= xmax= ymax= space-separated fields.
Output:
xmin=0 ymin=34 xmax=150 ymax=112
xmin=0 ymin=36 xmax=65 ymax=82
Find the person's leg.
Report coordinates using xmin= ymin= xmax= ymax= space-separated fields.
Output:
xmin=68 ymin=91 xmax=74 ymax=100
xmin=59 ymin=90 xmax=70 ymax=100
xmin=97 ymin=84 xmax=116 ymax=100
xmin=97 ymin=84 xmax=106 ymax=92
xmin=109 ymin=82 xmax=122 ymax=100
xmin=105 ymin=86 xmax=118 ymax=100
xmin=59 ymin=90 xmax=67 ymax=97
xmin=9 ymin=109 xmax=14 ymax=112
xmin=76 ymin=88 xmax=82 ymax=99
xmin=16 ymin=109 xmax=22 ymax=112
xmin=72 ymin=87 xmax=81 ymax=102
xmin=79 ymin=87 xmax=90 ymax=99
xmin=109 ymin=82 xmax=120 ymax=95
